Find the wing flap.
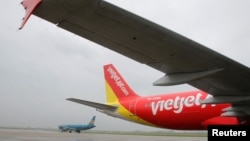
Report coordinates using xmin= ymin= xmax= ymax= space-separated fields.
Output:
xmin=201 ymin=96 xmax=250 ymax=104
xmin=222 ymin=104 xmax=250 ymax=117
xmin=222 ymin=111 xmax=250 ymax=117
xmin=153 ymin=68 xmax=224 ymax=86
xmin=223 ymin=106 xmax=250 ymax=112
xmin=200 ymin=95 xmax=250 ymax=120
xmin=67 ymin=98 xmax=117 ymax=111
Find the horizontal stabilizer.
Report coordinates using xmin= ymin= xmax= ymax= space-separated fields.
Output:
xmin=67 ymin=98 xmax=117 ymax=111
xmin=153 ymin=68 xmax=224 ymax=86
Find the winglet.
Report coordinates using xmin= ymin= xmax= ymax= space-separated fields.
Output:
xmin=19 ymin=0 xmax=42 ymax=30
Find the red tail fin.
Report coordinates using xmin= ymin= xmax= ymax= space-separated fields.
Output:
xmin=104 ymin=64 xmax=139 ymax=102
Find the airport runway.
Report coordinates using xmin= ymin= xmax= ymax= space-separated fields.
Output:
xmin=0 ymin=128 xmax=207 ymax=141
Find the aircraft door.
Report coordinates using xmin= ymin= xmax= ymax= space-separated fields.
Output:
xmin=129 ymin=99 xmax=137 ymax=116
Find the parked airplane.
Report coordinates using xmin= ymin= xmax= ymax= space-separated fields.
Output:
xmin=58 ymin=116 xmax=96 ymax=133
xmin=19 ymin=0 xmax=250 ymax=129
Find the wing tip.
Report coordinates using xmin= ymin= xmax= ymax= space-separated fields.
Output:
xmin=66 ymin=98 xmax=75 ymax=101
xmin=19 ymin=0 xmax=42 ymax=30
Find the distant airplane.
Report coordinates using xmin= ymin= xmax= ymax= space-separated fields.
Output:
xmin=20 ymin=0 xmax=250 ymax=129
xmin=58 ymin=116 xmax=96 ymax=133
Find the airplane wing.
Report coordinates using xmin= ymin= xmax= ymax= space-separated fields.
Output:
xmin=67 ymin=98 xmax=117 ymax=111
xmin=62 ymin=127 xmax=73 ymax=131
xmin=59 ymin=125 xmax=72 ymax=131
xmin=20 ymin=0 xmax=250 ymax=118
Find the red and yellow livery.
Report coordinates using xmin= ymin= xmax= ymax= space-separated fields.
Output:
xmin=68 ymin=64 xmax=241 ymax=130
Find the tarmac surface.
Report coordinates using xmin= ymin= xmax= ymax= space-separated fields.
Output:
xmin=0 ymin=128 xmax=207 ymax=141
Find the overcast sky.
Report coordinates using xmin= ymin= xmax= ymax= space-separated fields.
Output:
xmin=0 ymin=0 xmax=250 ymax=132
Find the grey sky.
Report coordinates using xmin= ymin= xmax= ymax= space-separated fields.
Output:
xmin=0 ymin=0 xmax=250 ymax=131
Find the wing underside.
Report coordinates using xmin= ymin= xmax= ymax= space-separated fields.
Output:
xmin=20 ymin=0 xmax=250 ymax=120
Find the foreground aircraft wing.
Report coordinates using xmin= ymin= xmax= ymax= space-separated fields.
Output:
xmin=67 ymin=98 xmax=117 ymax=111
xmin=20 ymin=0 xmax=250 ymax=118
